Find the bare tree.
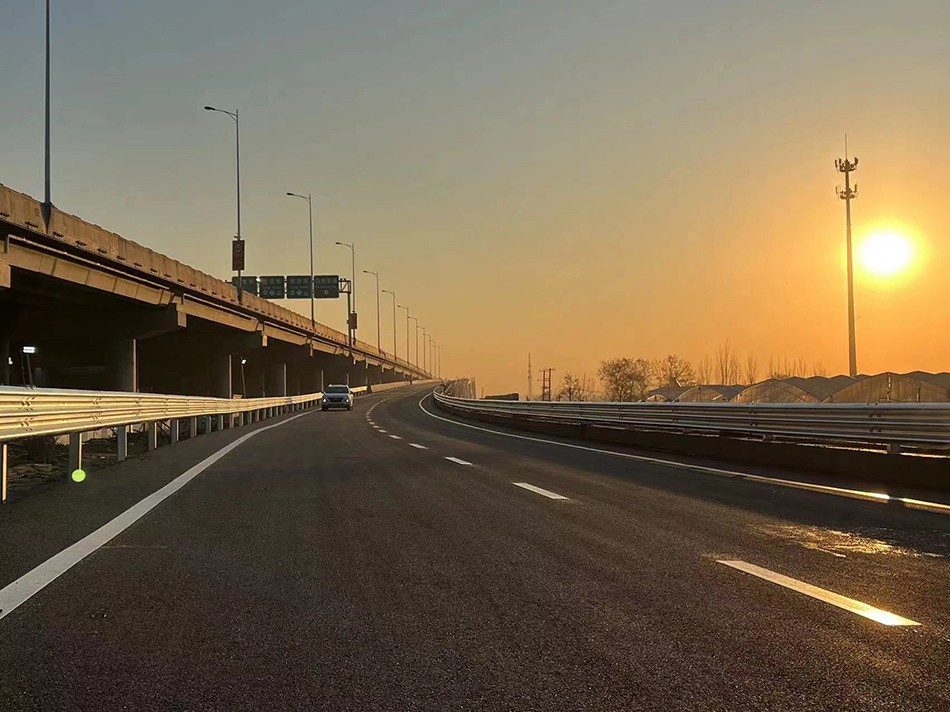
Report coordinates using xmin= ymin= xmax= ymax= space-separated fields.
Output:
xmin=769 ymin=356 xmax=793 ymax=380
xmin=653 ymin=354 xmax=696 ymax=389
xmin=745 ymin=354 xmax=759 ymax=385
xmin=811 ymin=360 xmax=828 ymax=377
xmin=598 ymin=358 xmax=653 ymax=402
xmin=793 ymin=356 xmax=808 ymax=378
xmin=716 ymin=342 xmax=742 ymax=385
xmin=696 ymin=355 xmax=712 ymax=385
xmin=556 ymin=372 xmax=595 ymax=402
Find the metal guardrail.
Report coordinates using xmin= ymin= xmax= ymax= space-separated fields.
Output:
xmin=0 ymin=384 xmax=390 ymax=502
xmin=433 ymin=388 xmax=950 ymax=451
xmin=0 ymin=386 xmax=329 ymax=443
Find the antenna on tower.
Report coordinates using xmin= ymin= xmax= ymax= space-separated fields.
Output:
xmin=835 ymin=134 xmax=859 ymax=378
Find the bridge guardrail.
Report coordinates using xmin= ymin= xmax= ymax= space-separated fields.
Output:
xmin=0 ymin=383 xmax=409 ymax=502
xmin=0 ymin=386 xmax=327 ymax=444
xmin=433 ymin=388 xmax=950 ymax=452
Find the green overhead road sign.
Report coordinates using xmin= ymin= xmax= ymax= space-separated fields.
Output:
xmin=259 ymin=276 xmax=285 ymax=299
xmin=286 ymin=275 xmax=313 ymax=299
xmin=314 ymin=275 xmax=340 ymax=299
xmin=232 ymin=276 xmax=258 ymax=296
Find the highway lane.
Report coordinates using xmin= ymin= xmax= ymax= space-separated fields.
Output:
xmin=0 ymin=385 xmax=948 ymax=710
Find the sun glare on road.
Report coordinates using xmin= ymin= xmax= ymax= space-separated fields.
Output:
xmin=858 ymin=230 xmax=913 ymax=277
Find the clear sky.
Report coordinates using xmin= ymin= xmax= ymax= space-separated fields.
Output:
xmin=3 ymin=1 xmax=949 ymax=395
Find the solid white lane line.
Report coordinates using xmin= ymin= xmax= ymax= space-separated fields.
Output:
xmin=389 ymin=435 xmax=403 ymax=440
xmin=445 ymin=457 xmax=472 ymax=466
xmin=0 ymin=412 xmax=311 ymax=622
xmin=418 ymin=396 xmax=950 ymax=515
xmin=717 ymin=560 xmax=920 ymax=627
xmin=512 ymin=482 xmax=570 ymax=500
xmin=409 ymin=443 xmax=428 ymax=450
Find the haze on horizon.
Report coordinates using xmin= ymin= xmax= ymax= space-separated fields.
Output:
xmin=3 ymin=0 xmax=948 ymax=396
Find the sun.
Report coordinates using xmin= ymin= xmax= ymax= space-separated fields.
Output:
xmin=858 ymin=230 xmax=913 ymax=277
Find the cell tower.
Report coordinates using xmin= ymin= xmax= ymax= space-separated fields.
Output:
xmin=835 ymin=135 xmax=859 ymax=378
xmin=527 ymin=353 xmax=534 ymax=400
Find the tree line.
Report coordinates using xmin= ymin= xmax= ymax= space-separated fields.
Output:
xmin=550 ymin=343 xmax=830 ymax=402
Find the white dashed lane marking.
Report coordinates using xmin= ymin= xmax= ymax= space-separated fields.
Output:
xmin=445 ymin=457 xmax=472 ymax=466
xmin=512 ymin=482 xmax=570 ymax=500
xmin=409 ymin=444 xmax=428 ymax=450
xmin=717 ymin=560 xmax=921 ymax=627
xmin=389 ymin=435 xmax=403 ymax=440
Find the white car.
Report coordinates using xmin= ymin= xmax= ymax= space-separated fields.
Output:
xmin=321 ymin=385 xmax=354 ymax=411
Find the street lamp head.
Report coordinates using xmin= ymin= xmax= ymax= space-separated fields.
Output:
xmin=204 ymin=106 xmax=215 ymax=111
xmin=286 ymin=192 xmax=294 ymax=196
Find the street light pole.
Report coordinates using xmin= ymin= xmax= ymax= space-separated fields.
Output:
xmin=44 ymin=0 xmax=51 ymax=225
xmin=286 ymin=192 xmax=315 ymax=341
xmin=204 ymin=105 xmax=243 ymax=302
xmin=383 ymin=290 xmax=397 ymax=358
xmin=363 ymin=270 xmax=381 ymax=354
xmin=411 ymin=318 xmax=419 ymax=368
xmin=335 ymin=241 xmax=355 ymax=344
xmin=421 ymin=327 xmax=427 ymax=373
xmin=400 ymin=307 xmax=412 ymax=366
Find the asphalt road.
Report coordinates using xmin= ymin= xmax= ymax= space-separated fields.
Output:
xmin=1 ymin=385 xmax=949 ymax=710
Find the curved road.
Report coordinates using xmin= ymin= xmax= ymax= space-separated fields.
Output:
xmin=1 ymin=385 xmax=949 ymax=710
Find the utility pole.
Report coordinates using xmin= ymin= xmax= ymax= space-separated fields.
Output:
xmin=836 ymin=136 xmax=859 ymax=378
xmin=527 ymin=353 xmax=533 ymax=400
xmin=540 ymin=367 xmax=555 ymax=402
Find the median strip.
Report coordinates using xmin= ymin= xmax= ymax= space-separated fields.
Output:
xmin=717 ymin=560 xmax=920 ymax=626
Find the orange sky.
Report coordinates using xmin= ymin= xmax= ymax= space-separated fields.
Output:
xmin=3 ymin=2 xmax=948 ymax=396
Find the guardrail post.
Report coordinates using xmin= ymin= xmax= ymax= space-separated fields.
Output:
xmin=189 ymin=417 xmax=198 ymax=439
xmin=147 ymin=422 xmax=158 ymax=450
xmin=202 ymin=416 xmax=211 ymax=435
xmin=887 ymin=443 xmax=902 ymax=455
xmin=1 ymin=443 xmax=8 ymax=503
xmin=217 ymin=414 xmax=225 ymax=431
xmin=117 ymin=425 xmax=129 ymax=461
xmin=69 ymin=433 xmax=83 ymax=475
xmin=170 ymin=420 xmax=180 ymax=445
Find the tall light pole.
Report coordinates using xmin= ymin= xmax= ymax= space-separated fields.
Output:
xmin=362 ymin=270 xmax=381 ymax=354
xmin=836 ymin=141 xmax=859 ymax=378
xmin=286 ymin=192 xmax=315 ymax=339
xmin=335 ymin=241 xmax=355 ymax=343
xmin=427 ymin=333 xmax=433 ymax=376
xmin=383 ymin=290 xmax=397 ymax=358
xmin=421 ymin=327 xmax=427 ymax=373
xmin=400 ymin=307 xmax=413 ymax=365
xmin=204 ymin=105 xmax=243 ymax=302
xmin=43 ymin=0 xmax=51 ymax=226
xmin=431 ymin=340 xmax=436 ymax=379
xmin=411 ymin=319 xmax=420 ymax=368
